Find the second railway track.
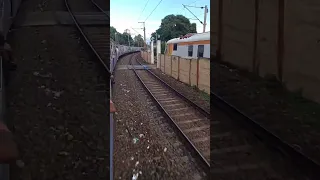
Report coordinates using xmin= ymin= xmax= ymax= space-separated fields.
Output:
xmin=65 ymin=0 xmax=109 ymax=74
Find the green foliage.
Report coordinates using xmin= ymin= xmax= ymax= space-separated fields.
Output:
xmin=110 ymin=26 xmax=143 ymax=47
xmin=133 ymin=34 xmax=144 ymax=47
xmin=161 ymin=42 xmax=166 ymax=54
xmin=110 ymin=26 xmax=117 ymax=40
xmin=151 ymin=14 xmax=197 ymax=42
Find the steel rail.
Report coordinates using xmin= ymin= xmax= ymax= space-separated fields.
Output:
xmin=64 ymin=0 xmax=110 ymax=74
xmin=135 ymin=58 xmax=210 ymax=118
xmin=129 ymin=53 xmax=210 ymax=172
xmin=211 ymin=90 xmax=320 ymax=179
xmin=64 ymin=0 xmax=113 ymax=179
xmin=89 ymin=0 xmax=109 ymax=17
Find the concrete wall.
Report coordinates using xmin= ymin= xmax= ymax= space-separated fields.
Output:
xmin=164 ymin=55 xmax=171 ymax=76
xmin=198 ymin=58 xmax=210 ymax=93
xmin=179 ymin=58 xmax=191 ymax=85
xmin=141 ymin=51 xmax=210 ymax=94
xmin=171 ymin=56 xmax=179 ymax=79
xmin=217 ymin=0 xmax=320 ymax=103
xmin=160 ymin=54 xmax=165 ymax=72
xmin=283 ymin=0 xmax=320 ymax=102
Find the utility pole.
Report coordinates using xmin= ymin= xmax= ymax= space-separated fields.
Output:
xmin=138 ymin=21 xmax=146 ymax=48
xmin=182 ymin=4 xmax=209 ymax=33
xmin=203 ymin=5 xmax=208 ymax=32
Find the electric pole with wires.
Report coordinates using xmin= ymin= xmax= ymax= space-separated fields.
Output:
xmin=138 ymin=21 xmax=146 ymax=48
xmin=203 ymin=5 xmax=208 ymax=32
xmin=182 ymin=4 xmax=208 ymax=33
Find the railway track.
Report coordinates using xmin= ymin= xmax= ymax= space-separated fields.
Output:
xmin=211 ymin=91 xmax=320 ymax=179
xmin=64 ymin=0 xmax=320 ymax=178
xmin=64 ymin=0 xmax=113 ymax=178
xmin=65 ymin=0 xmax=109 ymax=93
xmin=129 ymin=53 xmax=210 ymax=173
xmin=133 ymin=53 xmax=320 ymax=179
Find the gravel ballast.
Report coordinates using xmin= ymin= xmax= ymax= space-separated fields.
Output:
xmin=6 ymin=0 xmax=110 ymax=179
xmin=136 ymin=54 xmax=210 ymax=113
xmin=7 ymin=25 xmax=109 ymax=180
xmin=113 ymin=53 xmax=206 ymax=180
xmin=212 ymin=60 xmax=320 ymax=164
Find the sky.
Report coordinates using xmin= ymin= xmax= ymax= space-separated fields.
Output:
xmin=110 ymin=0 xmax=210 ymax=42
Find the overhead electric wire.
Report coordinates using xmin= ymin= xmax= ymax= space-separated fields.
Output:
xmin=184 ymin=4 xmax=204 ymax=8
xmin=182 ymin=4 xmax=203 ymax=24
xmin=137 ymin=0 xmax=150 ymax=21
xmin=144 ymin=0 xmax=163 ymax=22
xmin=188 ymin=0 xmax=200 ymax=5
xmin=131 ymin=27 xmax=141 ymax=35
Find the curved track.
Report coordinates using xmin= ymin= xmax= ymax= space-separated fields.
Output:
xmin=129 ymin=53 xmax=210 ymax=172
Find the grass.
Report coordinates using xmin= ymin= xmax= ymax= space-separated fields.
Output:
xmin=191 ymin=85 xmax=210 ymax=102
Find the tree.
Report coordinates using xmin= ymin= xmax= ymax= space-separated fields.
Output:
xmin=110 ymin=26 xmax=117 ymax=40
xmin=133 ymin=34 xmax=144 ymax=47
xmin=121 ymin=31 xmax=134 ymax=46
xmin=151 ymin=14 xmax=197 ymax=42
xmin=110 ymin=27 xmax=135 ymax=46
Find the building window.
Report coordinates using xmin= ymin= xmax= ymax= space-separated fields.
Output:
xmin=198 ymin=45 xmax=204 ymax=57
xmin=173 ymin=43 xmax=177 ymax=51
xmin=188 ymin=45 xmax=193 ymax=57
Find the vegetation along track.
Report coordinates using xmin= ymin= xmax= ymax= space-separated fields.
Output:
xmin=65 ymin=0 xmax=109 ymax=93
xmin=129 ymin=53 xmax=210 ymax=172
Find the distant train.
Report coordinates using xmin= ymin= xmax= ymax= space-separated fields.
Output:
xmin=165 ymin=32 xmax=210 ymax=59
xmin=110 ymin=39 xmax=142 ymax=72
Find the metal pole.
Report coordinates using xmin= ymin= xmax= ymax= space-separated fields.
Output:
xmin=203 ymin=5 xmax=208 ymax=33
xmin=110 ymin=95 xmax=114 ymax=180
xmin=139 ymin=22 xmax=146 ymax=48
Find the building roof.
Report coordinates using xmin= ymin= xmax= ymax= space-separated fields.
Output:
xmin=167 ymin=31 xmax=210 ymax=44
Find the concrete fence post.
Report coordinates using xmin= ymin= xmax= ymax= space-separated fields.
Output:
xmin=156 ymin=40 xmax=161 ymax=68
xmin=196 ymin=58 xmax=199 ymax=88
xmin=178 ymin=58 xmax=180 ymax=80
xmin=164 ymin=55 xmax=166 ymax=73
xmin=189 ymin=59 xmax=192 ymax=85
xmin=150 ymin=41 xmax=154 ymax=64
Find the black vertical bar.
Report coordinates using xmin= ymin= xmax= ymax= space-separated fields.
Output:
xmin=277 ymin=0 xmax=285 ymax=81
